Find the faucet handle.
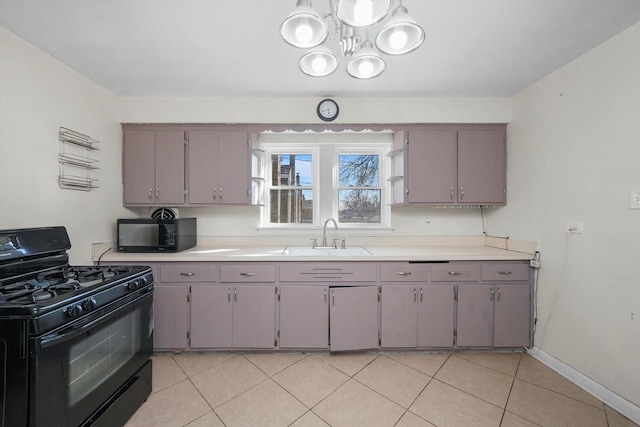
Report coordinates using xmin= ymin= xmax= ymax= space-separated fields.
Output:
xmin=332 ymin=238 xmax=340 ymax=249
xmin=309 ymin=238 xmax=318 ymax=248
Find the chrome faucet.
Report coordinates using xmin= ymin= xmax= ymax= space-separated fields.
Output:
xmin=322 ymin=218 xmax=338 ymax=247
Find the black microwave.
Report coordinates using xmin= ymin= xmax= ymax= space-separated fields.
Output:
xmin=117 ymin=218 xmax=197 ymax=252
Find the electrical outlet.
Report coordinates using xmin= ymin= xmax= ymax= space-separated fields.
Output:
xmin=565 ymin=222 xmax=584 ymax=234
xmin=630 ymin=189 xmax=640 ymax=210
xmin=423 ymin=218 xmax=434 ymax=225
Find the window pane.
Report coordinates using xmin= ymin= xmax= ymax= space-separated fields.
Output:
xmin=338 ymin=189 xmax=380 ymax=223
xmin=271 ymin=154 xmax=313 ymax=187
xmin=270 ymin=189 xmax=313 ymax=224
xmin=339 ymin=154 xmax=379 ymax=187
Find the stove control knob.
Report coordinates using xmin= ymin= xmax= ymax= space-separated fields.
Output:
xmin=82 ymin=297 xmax=97 ymax=311
xmin=67 ymin=304 xmax=83 ymax=318
xmin=127 ymin=280 xmax=139 ymax=291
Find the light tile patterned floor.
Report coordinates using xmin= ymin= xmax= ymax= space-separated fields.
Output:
xmin=125 ymin=351 xmax=638 ymax=427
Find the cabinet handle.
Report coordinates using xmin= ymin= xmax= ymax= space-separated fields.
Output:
xmin=234 ymin=288 xmax=237 ymax=303
xmin=460 ymin=186 xmax=464 ymax=200
xmin=413 ymin=288 xmax=417 ymax=302
xmin=220 ymin=187 xmax=223 ymax=200
xmin=228 ymin=288 xmax=231 ymax=302
xmin=148 ymin=188 xmax=153 ymax=200
xmin=240 ymin=272 xmax=255 ymax=276
xmin=213 ymin=187 xmax=217 ymax=200
xmin=180 ymin=272 xmax=195 ymax=276
xmin=498 ymin=271 xmax=512 ymax=275
xmin=497 ymin=287 xmax=501 ymax=301
xmin=490 ymin=288 xmax=495 ymax=301
xmin=448 ymin=271 xmax=462 ymax=276
xmin=155 ymin=188 xmax=160 ymax=200
xmin=397 ymin=272 xmax=411 ymax=276
xmin=324 ymin=289 xmax=327 ymax=303
xmin=450 ymin=186 xmax=454 ymax=200
xmin=332 ymin=290 xmax=335 ymax=306
xmin=420 ymin=287 xmax=423 ymax=302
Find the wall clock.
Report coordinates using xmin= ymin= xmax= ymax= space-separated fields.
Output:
xmin=317 ymin=99 xmax=339 ymax=122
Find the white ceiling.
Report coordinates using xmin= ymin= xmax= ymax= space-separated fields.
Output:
xmin=1 ymin=0 xmax=640 ymax=98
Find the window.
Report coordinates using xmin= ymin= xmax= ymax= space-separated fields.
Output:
xmin=260 ymin=133 xmax=391 ymax=230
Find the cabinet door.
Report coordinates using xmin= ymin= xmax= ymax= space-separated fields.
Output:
xmin=154 ymin=130 xmax=186 ymax=205
xmin=418 ymin=285 xmax=455 ymax=347
xmin=493 ymin=284 xmax=530 ymax=347
xmin=217 ymin=131 xmax=250 ymax=204
xmin=188 ymin=130 xmax=220 ymax=204
xmin=232 ymin=286 xmax=276 ymax=349
xmin=190 ymin=286 xmax=233 ymax=348
xmin=279 ymin=286 xmax=329 ymax=349
xmin=380 ymin=286 xmax=417 ymax=348
xmin=153 ymin=284 xmax=189 ymax=350
xmin=457 ymin=128 xmax=506 ymax=204
xmin=330 ymin=286 xmax=379 ymax=352
xmin=407 ymin=129 xmax=457 ymax=203
xmin=123 ymin=129 xmax=155 ymax=204
xmin=456 ymin=284 xmax=494 ymax=347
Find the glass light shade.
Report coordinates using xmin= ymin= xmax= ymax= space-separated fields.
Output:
xmin=280 ymin=0 xmax=329 ymax=49
xmin=375 ymin=5 xmax=425 ymax=55
xmin=346 ymin=41 xmax=386 ymax=79
xmin=299 ymin=47 xmax=339 ymax=76
xmin=336 ymin=0 xmax=391 ymax=27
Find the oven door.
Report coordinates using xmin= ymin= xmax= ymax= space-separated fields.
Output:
xmin=30 ymin=290 xmax=153 ymax=427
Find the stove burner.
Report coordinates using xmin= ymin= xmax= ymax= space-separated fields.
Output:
xmin=49 ymin=282 xmax=81 ymax=292
xmin=64 ymin=266 xmax=132 ymax=282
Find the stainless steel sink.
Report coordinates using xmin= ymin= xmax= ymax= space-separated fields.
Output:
xmin=281 ymin=246 xmax=372 ymax=256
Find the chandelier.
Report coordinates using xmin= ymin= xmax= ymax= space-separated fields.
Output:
xmin=280 ymin=0 xmax=425 ymax=79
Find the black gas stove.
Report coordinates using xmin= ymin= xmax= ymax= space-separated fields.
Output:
xmin=0 ymin=226 xmax=153 ymax=427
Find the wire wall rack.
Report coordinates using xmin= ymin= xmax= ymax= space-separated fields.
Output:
xmin=58 ymin=127 xmax=100 ymax=191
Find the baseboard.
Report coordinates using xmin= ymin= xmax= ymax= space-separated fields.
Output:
xmin=526 ymin=347 xmax=640 ymax=424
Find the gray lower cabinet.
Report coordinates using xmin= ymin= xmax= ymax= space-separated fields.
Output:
xmin=329 ymin=286 xmax=379 ymax=352
xmin=456 ymin=262 xmax=531 ymax=347
xmin=153 ymin=284 xmax=189 ymax=349
xmin=418 ymin=284 xmax=456 ymax=347
xmin=279 ymin=286 xmax=329 ymax=349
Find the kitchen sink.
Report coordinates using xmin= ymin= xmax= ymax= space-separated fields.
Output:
xmin=281 ymin=246 xmax=372 ymax=256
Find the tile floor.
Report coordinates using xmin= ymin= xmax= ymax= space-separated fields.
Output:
xmin=126 ymin=351 xmax=638 ymax=427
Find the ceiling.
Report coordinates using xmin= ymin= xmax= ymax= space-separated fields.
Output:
xmin=1 ymin=0 xmax=640 ymax=98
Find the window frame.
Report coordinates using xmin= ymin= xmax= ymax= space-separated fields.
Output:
xmin=259 ymin=136 xmax=392 ymax=232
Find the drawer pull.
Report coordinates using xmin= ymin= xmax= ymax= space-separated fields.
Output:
xmin=498 ymin=271 xmax=512 ymax=275
xmin=180 ymin=272 xmax=195 ymax=276
xmin=397 ymin=272 xmax=412 ymax=276
xmin=448 ymin=271 xmax=462 ymax=276
xmin=240 ymin=272 xmax=256 ymax=276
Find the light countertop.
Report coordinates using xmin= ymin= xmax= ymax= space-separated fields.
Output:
xmin=93 ymin=236 xmax=536 ymax=263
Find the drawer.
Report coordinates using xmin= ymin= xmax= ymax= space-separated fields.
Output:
xmin=481 ymin=263 xmax=529 ymax=281
xmin=280 ymin=263 xmax=377 ymax=282
xmin=219 ymin=264 xmax=276 ymax=283
xmin=431 ymin=263 xmax=479 ymax=282
xmin=160 ymin=263 xmax=217 ymax=282
xmin=380 ymin=263 xmax=428 ymax=282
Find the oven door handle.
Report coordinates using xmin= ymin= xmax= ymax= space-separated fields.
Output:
xmin=39 ymin=291 xmax=152 ymax=349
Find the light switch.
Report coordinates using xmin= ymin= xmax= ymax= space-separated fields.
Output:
xmin=630 ymin=189 xmax=640 ymax=210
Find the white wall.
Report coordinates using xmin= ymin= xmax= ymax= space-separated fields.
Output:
xmin=487 ymin=22 xmax=640 ymax=406
xmin=0 ymin=26 xmax=127 ymax=264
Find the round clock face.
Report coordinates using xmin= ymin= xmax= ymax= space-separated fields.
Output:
xmin=317 ymin=99 xmax=339 ymax=122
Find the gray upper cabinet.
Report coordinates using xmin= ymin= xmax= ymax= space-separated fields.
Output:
xmin=123 ymin=128 xmax=186 ymax=205
xmin=187 ymin=130 xmax=251 ymax=205
xmin=400 ymin=125 xmax=506 ymax=205
xmin=457 ymin=128 xmax=506 ymax=205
